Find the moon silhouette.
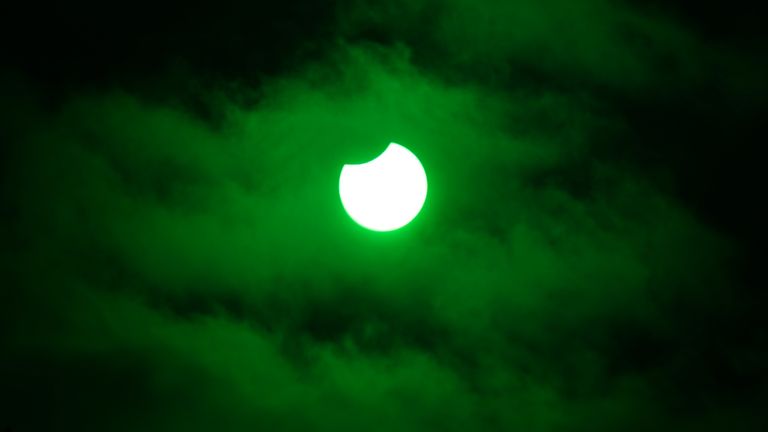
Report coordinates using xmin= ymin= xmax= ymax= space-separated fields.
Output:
xmin=339 ymin=143 xmax=428 ymax=232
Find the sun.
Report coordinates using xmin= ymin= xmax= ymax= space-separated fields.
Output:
xmin=339 ymin=143 xmax=428 ymax=232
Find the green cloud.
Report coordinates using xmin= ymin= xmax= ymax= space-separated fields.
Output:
xmin=1 ymin=2 xmax=763 ymax=431
xmin=338 ymin=0 xmax=699 ymax=88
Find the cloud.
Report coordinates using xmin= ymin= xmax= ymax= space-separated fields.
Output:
xmin=1 ymin=2 xmax=764 ymax=431
xmin=337 ymin=0 xmax=700 ymax=89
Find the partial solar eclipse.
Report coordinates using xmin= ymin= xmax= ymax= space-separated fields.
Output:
xmin=339 ymin=143 xmax=428 ymax=232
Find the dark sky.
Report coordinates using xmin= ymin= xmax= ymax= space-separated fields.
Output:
xmin=1 ymin=1 xmax=766 ymax=431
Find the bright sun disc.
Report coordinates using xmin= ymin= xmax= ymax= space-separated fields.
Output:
xmin=339 ymin=143 xmax=428 ymax=232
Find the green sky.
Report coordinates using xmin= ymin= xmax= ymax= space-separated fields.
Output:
xmin=1 ymin=0 xmax=765 ymax=431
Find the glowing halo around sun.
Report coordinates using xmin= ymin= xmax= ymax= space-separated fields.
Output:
xmin=339 ymin=143 xmax=428 ymax=232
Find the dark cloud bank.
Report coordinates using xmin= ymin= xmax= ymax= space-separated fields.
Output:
xmin=1 ymin=1 xmax=766 ymax=431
